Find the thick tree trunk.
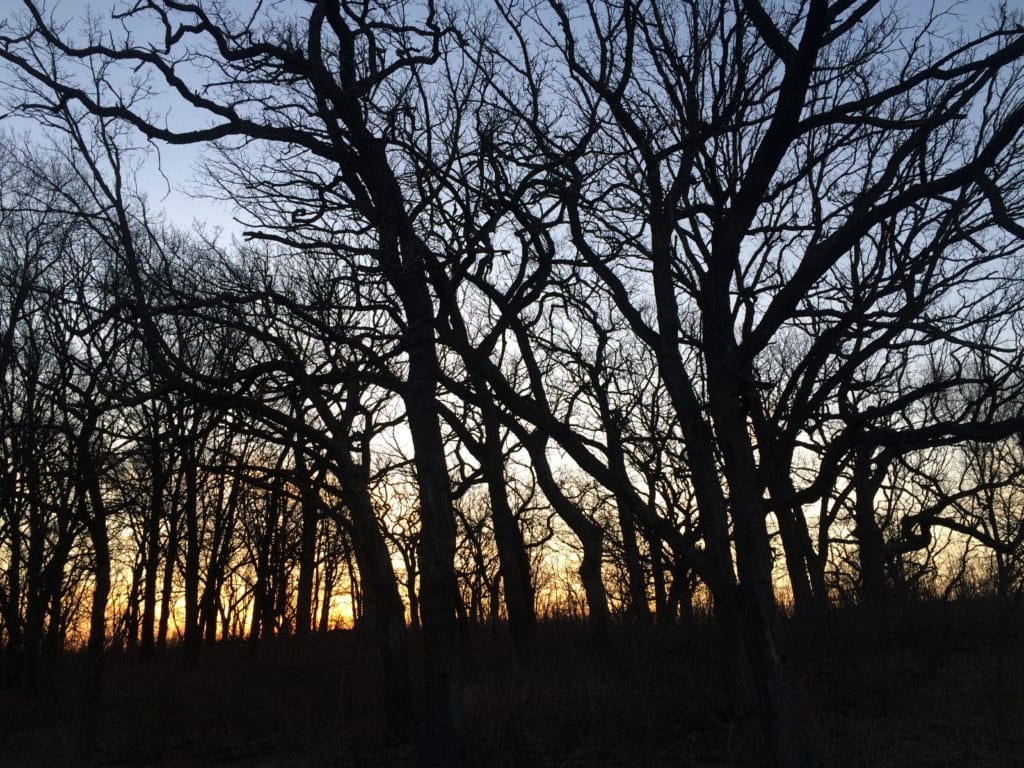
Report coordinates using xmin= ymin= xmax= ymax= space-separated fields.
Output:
xmin=200 ymin=489 xmax=224 ymax=644
xmin=578 ymin=528 xmax=611 ymax=635
xmin=248 ymin=497 xmax=275 ymax=651
xmin=806 ymin=550 xmax=828 ymax=614
xmin=248 ymin=581 xmax=264 ymax=647
xmin=853 ymin=448 xmax=891 ymax=632
xmin=666 ymin=564 xmax=694 ymax=627
xmin=766 ymin=463 xmax=826 ymax=620
xmin=203 ymin=473 xmax=239 ymax=644
xmin=341 ymin=96 xmax=464 ymax=764
xmin=405 ymin=339 xmax=463 ymax=768
xmin=659 ymin=429 xmax=757 ymax=721
xmin=199 ymin=537 xmax=222 ymax=645
xmin=705 ymin=341 xmax=808 ymax=768
xmin=731 ymin=499 xmax=808 ymax=768
xmin=268 ymin=510 xmax=288 ymax=636
xmin=295 ymin=503 xmax=317 ymax=637
xmin=342 ymin=477 xmax=412 ymax=735
xmin=71 ymin=416 xmax=111 ymax=701
xmin=774 ymin=503 xmax=817 ymax=619
xmin=43 ymin=554 xmax=68 ymax=688
xmin=123 ymin=555 xmax=142 ymax=655
xmin=597 ymin=395 xmax=651 ymax=627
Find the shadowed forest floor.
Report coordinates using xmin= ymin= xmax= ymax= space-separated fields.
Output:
xmin=2 ymin=600 xmax=1022 ymax=767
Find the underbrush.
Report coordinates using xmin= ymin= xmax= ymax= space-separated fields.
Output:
xmin=1 ymin=600 xmax=1021 ymax=767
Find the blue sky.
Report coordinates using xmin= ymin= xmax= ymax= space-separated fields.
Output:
xmin=0 ymin=0 xmax=243 ymax=239
xmin=1 ymin=0 xmax=1022 ymax=239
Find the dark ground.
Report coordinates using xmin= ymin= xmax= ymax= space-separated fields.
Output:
xmin=1 ymin=600 xmax=1022 ymax=767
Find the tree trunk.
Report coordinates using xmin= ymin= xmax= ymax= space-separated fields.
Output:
xmin=404 ymin=337 xmax=463 ymax=768
xmin=773 ymin=503 xmax=817 ymax=619
xmin=318 ymin=561 xmax=335 ymax=633
xmin=526 ymin=435 xmax=611 ymax=635
xmin=616 ymin=496 xmax=650 ymax=625
xmin=293 ymin=444 xmax=319 ymax=639
xmin=767 ymin=463 xmax=826 ymax=620
xmin=341 ymin=479 xmax=412 ymax=735
xmin=481 ymin=404 xmax=534 ymax=658
xmin=705 ymin=336 xmax=808 ymax=768
xmin=647 ymin=532 xmax=669 ymax=624
xmin=140 ymin=448 xmax=164 ymax=659
xmin=203 ymin=471 xmax=240 ymax=644
xmin=157 ymin=512 xmax=177 ymax=652
xmin=86 ymin=524 xmax=110 ymax=702
xmin=3 ymin=484 xmax=23 ymax=688
xmin=22 ymin=489 xmax=46 ymax=696
xmin=598 ymin=395 xmax=651 ymax=627
xmin=78 ymin=427 xmax=109 ymax=701
xmin=853 ymin=448 xmax=892 ymax=633
xmin=123 ymin=553 xmax=142 ymax=655
xmin=578 ymin=527 xmax=611 ymax=636
xmin=405 ymin=550 xmax=421 ymax=630
xmin=182 ymin=450 xmax=201 ymax=665
xmin=248 ymin=491 xmax=276 ymax=651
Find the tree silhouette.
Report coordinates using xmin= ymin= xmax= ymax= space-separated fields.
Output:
xmin=2 ymin=2 xmax=1024 ymax=767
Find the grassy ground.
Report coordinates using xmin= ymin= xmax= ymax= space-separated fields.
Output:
xmin=1 ymin=600 xmax=1021 ymax=767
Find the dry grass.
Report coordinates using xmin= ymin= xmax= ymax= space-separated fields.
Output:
xmin=1 ymin=601 xmax=1021 ymax=767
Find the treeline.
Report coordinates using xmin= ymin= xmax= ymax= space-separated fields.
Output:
xmin=2 ymin=2 xmax=1024 ymax=766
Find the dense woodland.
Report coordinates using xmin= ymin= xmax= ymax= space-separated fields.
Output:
xmin=1 ymin=1 xmax=1024 ymax=766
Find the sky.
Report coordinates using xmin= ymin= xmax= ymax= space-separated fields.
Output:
xmin=0 ymin=0 xmax=244 ymax=240
xmin=1 ymin=0 xmax=1022 ymax=241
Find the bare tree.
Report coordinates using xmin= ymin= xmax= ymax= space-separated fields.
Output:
xmin=471 ymin=1 xmax=1024 ymax=763
xmin=5 ymin=2 xmax=1024 ymax=766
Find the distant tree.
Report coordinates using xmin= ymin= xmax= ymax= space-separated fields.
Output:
xmin=0 ymin=140 xmax=87 ymax=692
xmin=890 ymin=437 xmax=1024 ymax=600
xmin=955 ymin=439 xmax=1024 ymax=598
